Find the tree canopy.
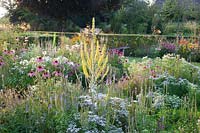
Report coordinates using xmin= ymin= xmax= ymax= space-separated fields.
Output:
xmin=1 ymin=0 xmax=200 ymax=34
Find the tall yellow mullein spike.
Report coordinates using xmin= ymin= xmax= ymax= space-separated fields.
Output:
xmin=95 ymin=41 xmax=100 ymax=61
xmin=96 ymin=56 xmax=108 ymax=78
xmin=102 ymin=44 xmax=107 ymax=54
xmin=92 ymin=17 xmax=95 ymax=34
xmin=101 ymin=66 xmax=109 ymax=80
xmin=97 ymin=44 xmax=106 ymax=67
xmin=84 ymin=40 xmax=90 ymax=62
xmin=81 ymin=46 xmax=89 ymax=78
xmin=82 ymin=60 xmax=89 ymax=78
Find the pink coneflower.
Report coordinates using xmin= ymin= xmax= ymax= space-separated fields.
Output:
xmin=28 ymin=71 xmax=36 ymax=77
xmin=118 ymin=51 xmax=123 ymax=56
xmin=3 ymin=50 xmax=15 ymax=55
xmin=0 ymin=61 xmax=5 ymax=67
xmin=53 ymin=71 xmax=63 ymax=77
xmin=16 ymin=37 xmax=19 ymax=41
xmin=36 ymin=66 xmax=45 ymax=72
xmin=9 ymin=50 xmax=15 ymax=55
xmin=42 ymin=71 xmax=51 ymax=79
xmin=3 ymin=50 xmax=8 ymax=55
xmin=52 ymin=60 xmax=59 ymax=66
xmin=36 ymin=57 xmax=43 ymax=63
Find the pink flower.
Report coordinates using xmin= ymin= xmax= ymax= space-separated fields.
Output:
xmin=3 ymin=50 xmax=8 ymax=55
xmin=52 ymin=60 xmax=59 ymax=66
xmin=16 ymin=37 xmax=19 ymax=41
xmin=0 ymin=61 xmax=5 ymax=67
xmin=36 ymin=66 xmax=45 ymax=72
xmin=53 ymin=71 xmax=63 ymax=77
xmin=36 ymin=57 xmax=43 ymax=63
xmin=42 ymin=72 xmax=51 ymax=79
xmin=118 ymin=51 xmax=123 ymax=56
xmin=28 ymin=71 xmax=36 ymax=77
xmin=3 ymin=50 xmax=15 ymax=55
xmin=9 ymin=50 xmax=15 ymax=55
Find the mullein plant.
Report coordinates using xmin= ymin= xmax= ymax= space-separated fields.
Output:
xmin=80 ymin=18 xmax=109 ymax=96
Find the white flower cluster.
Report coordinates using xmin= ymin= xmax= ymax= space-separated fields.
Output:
xmin=67 ymin=111 xmax=123 ymax=133
xmin=73 ymin=93 xmax=128 ymax=132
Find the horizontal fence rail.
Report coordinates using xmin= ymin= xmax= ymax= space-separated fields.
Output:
xmin=17 ymin=31 xmax=200 ymax=38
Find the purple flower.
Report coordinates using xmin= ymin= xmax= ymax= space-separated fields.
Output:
xmin=9 ymin=50 xmax=15 ymax=55
xmin=0 ymin=61 xmax=5 ymax=67
xmin=161 ymin=42 xmax=176 ymax=52
xmin=36 ymin=57 xmax=44 ymax=63
xmin=53 ymin=71 xmax=63 ymax=77
xmin=52 ymin=60 xmax=59 ymax=66
xmin=16 ymin=37 xmax=20 ymax=42
xmin=3 ymin=50 xmax=15 ymax=55
xmin=28 ymin=71 xmax=36 ymax=77
xmin=3 ymin=50 xmax=8 ymax=55
xmin=42 ymin=71 xmax=51 ymax=79
xmin=36 ymin=66 xmax=45 ymax=72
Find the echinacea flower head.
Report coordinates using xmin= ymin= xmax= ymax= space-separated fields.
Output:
xmin=36 ymin=66 xmax=45 ymax=72
xmin=3 ymin=50 xmax=8 ymax=55
xmin=52 ymin=60 xmax=59 ymax=66
xmin=0 ymin=61 xmax=5 ymax=67
xmin=42 ymin=71 xmax=51 ymax=79
xmin=53 ymin=71 xmax=63 ymax=77
xmin=3 ymin=50 xmax=15 ymax=55
xmin=36 ymin=57 xmax=44 ymax=63
xmin=28 ymin=71 xmax=36 ymax=77
xmin=9 ymin=50 xmax=15 ymax=55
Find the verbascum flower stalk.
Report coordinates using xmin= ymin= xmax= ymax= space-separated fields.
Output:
xmin=80 ymin=18 xmax=109 ymax=95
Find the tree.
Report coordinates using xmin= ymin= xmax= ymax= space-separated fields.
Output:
xmin=161 ymin=0 xmax=181 ymax=22
xmin=110 ymin=0 xmax=152 ymax=33
xmin=0 ymin=0 xmax=17 ymax=13
xmin=9 ymin=0 xmax=121 ymax=28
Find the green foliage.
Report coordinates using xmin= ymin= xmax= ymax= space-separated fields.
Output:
xmin=111 ymin=0 xmax=152 ymax=34
xmin=161 ymin=0 xmax=181 ymax=22
xmin=153 ymin=74 xmax=197 ymax=97
xmin=10 ymin=7 xmax=80 ymax=31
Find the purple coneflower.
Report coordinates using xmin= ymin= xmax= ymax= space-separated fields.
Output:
xmin=42 ymin=71 xmax=51 ymax=79
xmin=53 ymin=71 xmax=63 ymax=77
xmin=28 ymin=71 xmax=36 ymax=77
xmin=0 ymin=61 xmax=5 ymax=67
xmin=52 ymin=60 xmax=59 ymax=66
xmin=16 ymin=37 xmax=20 ymax=41
xmin=37 ymin=66 xmax=45 ymax=72
xmin=9 ymin=50 xmax=15 ymax=55
xmin=36 ymin=57 xmax=43 ymax=63
xmin=3 ymin=50 xmax=8 ymax=55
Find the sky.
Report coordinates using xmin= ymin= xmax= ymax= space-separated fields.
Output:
xmin=0 ymin=6 xmax=7 ymax=18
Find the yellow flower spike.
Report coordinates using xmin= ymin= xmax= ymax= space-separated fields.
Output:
xmin=80 ymin=18 xmax=109 ymax=93
xmin=92 ymin=17 xmax=95 ymax=35
xmin=96 ymin=56 xmax=108 ymax=78
xmin=98 ymin=45 xmax=106 ymax=67
xmin=82 ymin=61 xmax=89 ymax=78
xmin=95 ymin=41 xmax=100 ymax=61
xmin=101 ymin=66 xmax=109 ymax=81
